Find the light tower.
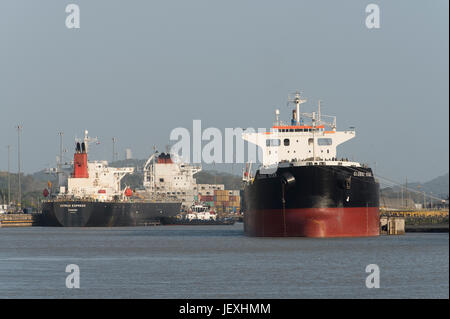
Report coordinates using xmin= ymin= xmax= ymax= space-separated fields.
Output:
xmin=112 ymin=137 xmax=117 ymax=162
xmin=7 ymin=145 xmax=11 ymax=207
xmin=17 ymin=125 xmax=22 ymax=211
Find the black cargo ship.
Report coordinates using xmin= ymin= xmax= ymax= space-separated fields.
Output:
xmin=39 ymin=130 xmax=181 ymax=227
xmin=40 ymin=200 xmax=181 ymax=227
xmin=242 ymin=92 xmax=380 ymax=237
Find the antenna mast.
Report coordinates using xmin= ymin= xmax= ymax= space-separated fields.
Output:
xmin=76 ymin=130 xmax=98 ymax=154
xmin=287 ymin=91 xmax=307 ymax=125
xmin=318 ymin=100 xmax=321 ymax=125
xmin=58 ymin=132 xmax=64 ymax=171
xmin=112 ymin=137 xmax=116 ymax=162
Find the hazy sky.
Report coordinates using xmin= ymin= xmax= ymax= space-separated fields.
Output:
xmin=0 ymin=0 xmax=448 ymax=183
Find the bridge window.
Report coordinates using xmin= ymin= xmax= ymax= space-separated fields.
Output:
xmin=266 ymin=139 xmax=281 ymax=147
xmin=318 ymin=138 xmax=333 ymax=145
xmin=284 ymin=138 xmax=290 ymax=146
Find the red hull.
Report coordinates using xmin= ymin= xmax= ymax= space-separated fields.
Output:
xmin=244 ymin=207 xmax=380 ymax=237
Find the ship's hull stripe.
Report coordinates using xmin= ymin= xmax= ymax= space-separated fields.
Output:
xmin=244 ymin=207 xmax=380 ymax=237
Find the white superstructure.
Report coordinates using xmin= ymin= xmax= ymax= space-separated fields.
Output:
xmin=243 ymin=91 xmax=358 ymax=168
xmin=49 ymin=130 xmax=134 ymax=202
xmin=143 ymin=151 xmax=224 ymax=208
xmin=65 ymin=160 xmax=133 ymax=201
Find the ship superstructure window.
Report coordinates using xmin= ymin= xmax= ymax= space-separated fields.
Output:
xmin=159 ymin=178 xmax=164 ymax=182
xmin=284 ymin=139 xmax=290 ymax=146
xmin=266 ymin=139 xmax=281 ymax=147
xmin=318 ymin=138 xmax=333 ymax=146
xmin=308 ymin=138 xmax=314 ymax=145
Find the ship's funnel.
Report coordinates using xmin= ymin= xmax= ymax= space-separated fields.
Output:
xmin=73 ymin=141 xmax=88 ymax=178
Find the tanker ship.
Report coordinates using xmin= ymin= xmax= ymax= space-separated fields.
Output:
xmin=40 ymin=131 xmax=181 ymax=227
xmin=242 ymin=92 xmax=379 ymax=237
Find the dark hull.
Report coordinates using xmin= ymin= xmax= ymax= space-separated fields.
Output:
xmin=40 ymin=200 xmax=181 ymax=227
xmin=244 ymin=165 xmax=380 ymax=237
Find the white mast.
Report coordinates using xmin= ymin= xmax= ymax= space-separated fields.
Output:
xmin=318 ymin=100 xmax=321 ymax=125
xmin=312 ymin=111 xmax=316 ymax=161
xmin=288 ymin=91 xmax=307 ymax=125
xmin=75 ymin=130 xmax=98 ymax=154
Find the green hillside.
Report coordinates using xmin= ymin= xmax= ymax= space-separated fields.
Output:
xmin=0 ymin=171 xmax=49 ymax=208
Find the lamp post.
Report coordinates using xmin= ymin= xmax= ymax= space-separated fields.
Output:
xmin=17 ymin=125 xmax=22 ymax=212
xmin=7 ymin=145 xmax=11 ymax=208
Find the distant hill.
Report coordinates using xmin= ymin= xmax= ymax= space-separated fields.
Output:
xmin=382 ymin=173 xmax=449 ymax=199
xmin=381 ymin=172 xmax=448 ymax=209
xmin=414 ymin=173 xmax=449 ymax=198
xmin=32 ymin=169 xmax=57 ymax=183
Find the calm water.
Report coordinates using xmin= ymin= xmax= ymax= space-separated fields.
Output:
xmin=0 ymin=223 xmax=448 ymax=299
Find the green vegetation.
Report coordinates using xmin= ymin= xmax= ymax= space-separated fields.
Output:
xmin=0 ymin=171 xmax=49 ymax=208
